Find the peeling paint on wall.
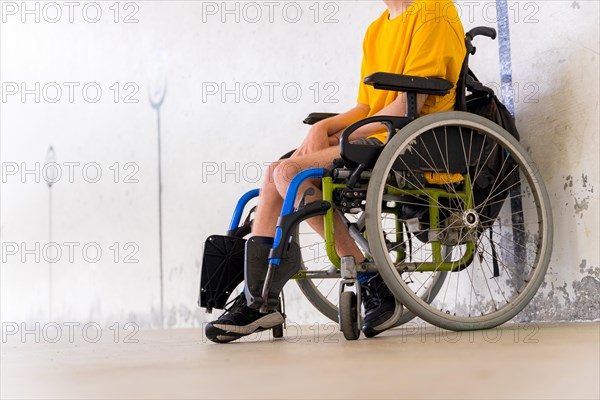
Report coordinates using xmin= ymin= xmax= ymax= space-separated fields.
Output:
xmin=518 ymin=260 xmax=600 ymax=322
xmin=578 ymin=260 xmax=600 ymax=280
xmin=562 ymin=174 xmax=595 ymax=219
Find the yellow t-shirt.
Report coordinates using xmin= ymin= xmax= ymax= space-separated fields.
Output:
xmin=357 ymin=0 xmax=466 ymax=143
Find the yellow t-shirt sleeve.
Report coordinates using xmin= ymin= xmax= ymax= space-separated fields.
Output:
xmin=357 ymin=31 xmax=370 ymax=106
xmin=403 ymin=20 xmax=464 ymax=112
xmin=403 ymin=20 xmax=459 ymax=79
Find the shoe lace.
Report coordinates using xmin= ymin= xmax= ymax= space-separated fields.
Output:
xmin=220 ymin=293 xmax=246 ymax=315
xmin=362 ymin=282 xmax=381 ymax=311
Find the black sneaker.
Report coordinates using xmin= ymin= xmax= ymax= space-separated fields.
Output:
xmin=360 ymin=274 xmax=402 ymax=338
xmin=205 ymin=293 xmax=284 ymax=343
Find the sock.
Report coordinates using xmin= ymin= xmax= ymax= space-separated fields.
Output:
xmin=356 ymin=258 xmax=375 ymax=285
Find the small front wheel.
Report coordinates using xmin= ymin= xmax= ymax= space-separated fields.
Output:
xmin=272 ymin=302 xmax=284 ymax=338
xmin=272 ymin=325 xmax=284 ymax=338
xmin=339 ymin=291 xmax=360 ymax=340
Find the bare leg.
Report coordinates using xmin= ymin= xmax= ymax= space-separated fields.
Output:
xmin=252 ymin=161 xmax=284 ymax=237
xmin=273 ymin=146 xmax=364 ymax=262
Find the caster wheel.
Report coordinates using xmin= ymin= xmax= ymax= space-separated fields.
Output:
xmin=272 ymin=324 xmax=284 ymax=338
xmin=272 ymin=302 xmax=284 ymax=338
xmin=339 ymin=291 xmax=360 ymax=340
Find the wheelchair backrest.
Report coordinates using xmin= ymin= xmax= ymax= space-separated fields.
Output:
xmin=391 ymin=126 xmax=486 ymax=173
xmin=455 ymin=27 xmax=497 ymax=111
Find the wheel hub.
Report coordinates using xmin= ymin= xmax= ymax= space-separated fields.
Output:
xmin=462 ymin=209 xmax=480 ymax=228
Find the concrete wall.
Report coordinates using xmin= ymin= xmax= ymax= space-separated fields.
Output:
xmin=1 ymin=0 xmax=598 ymax=329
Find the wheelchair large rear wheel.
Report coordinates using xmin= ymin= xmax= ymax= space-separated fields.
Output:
xmin=365 ymin=111 xmax=553 ymax=331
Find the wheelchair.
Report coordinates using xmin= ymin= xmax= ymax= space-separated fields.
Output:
xmin=199 ymin=27 xmax=553 ymax=340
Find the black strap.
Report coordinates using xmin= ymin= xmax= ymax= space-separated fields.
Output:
xmin=489 ymin=228 xmax=500 ymax=278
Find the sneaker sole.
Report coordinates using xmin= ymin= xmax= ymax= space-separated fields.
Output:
xmin=206 ymin=312 xmax=284 ymax=343
xmin=363 ymin=301 xmax=403 ymax=338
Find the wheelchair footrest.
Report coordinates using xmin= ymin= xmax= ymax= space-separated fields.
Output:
xmin=198 ymin=235 xmax=246 ymax=312
xmin=244 ymin=236 xmax=301 ymax=311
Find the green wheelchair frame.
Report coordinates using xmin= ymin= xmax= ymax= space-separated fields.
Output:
xmin=314 ymin=175 xmax=476 ymax=274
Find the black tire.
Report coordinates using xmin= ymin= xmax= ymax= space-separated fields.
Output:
xmin=272 ymin=302 xmax=284 ymax=338
xmin=339 ymin=291 xmax=360 ymax=340
xmin=272 ymin=324 xmax=284 ymax=338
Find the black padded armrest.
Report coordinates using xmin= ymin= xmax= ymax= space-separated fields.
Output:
xmin=303 ymin=112 xmax=339 ymax=125
xmin=364 ymin=72 xmax=453 ymax=96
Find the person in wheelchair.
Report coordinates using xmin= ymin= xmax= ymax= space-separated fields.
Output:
xmin=206 ymin=0 xmax=466 ymax=343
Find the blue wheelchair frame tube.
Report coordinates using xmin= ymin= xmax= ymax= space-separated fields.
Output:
xmin=270 ymin=167 xmax=326 ymax=265
xmin=228 ymin=189 xmax=260 ymax=232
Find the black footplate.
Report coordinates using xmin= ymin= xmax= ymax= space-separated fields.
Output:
xmin=244 ymin=236 xmax=301 ymax=311
xmin=199 ymin=235 xmax=246 ymax=312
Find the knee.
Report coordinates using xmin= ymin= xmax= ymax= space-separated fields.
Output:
xmin=260 ymin=161 xmax=280 ymax=194
xmin=273 ymin=160 xmax=302 ymax=195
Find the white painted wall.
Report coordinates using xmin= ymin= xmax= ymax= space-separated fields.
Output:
xmin=1 ymin=0 xmax=598 ymax=329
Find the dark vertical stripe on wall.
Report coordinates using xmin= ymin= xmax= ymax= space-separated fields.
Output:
xmin=496 ymin=0 xmax=515 ymax=116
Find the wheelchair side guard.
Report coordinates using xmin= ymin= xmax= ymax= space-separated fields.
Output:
xmin=389 ymin=127 xmax=486 ymax=174
xmin=199 ymin=235 xmax=247 ymax=312
xmin=244 ymin=236 xmax=301 ymax=311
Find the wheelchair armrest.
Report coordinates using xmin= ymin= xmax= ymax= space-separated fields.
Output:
xmin=303 ymin=112 xmax=339 ymax=125
xmin=339 ymin=115 xmax=412 ymax=168
xmin=364 ymin=72 xmax=453 ymax=96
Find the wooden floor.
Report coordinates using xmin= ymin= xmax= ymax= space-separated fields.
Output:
xmin=2 ymin=322 xmax=599 ymax=399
